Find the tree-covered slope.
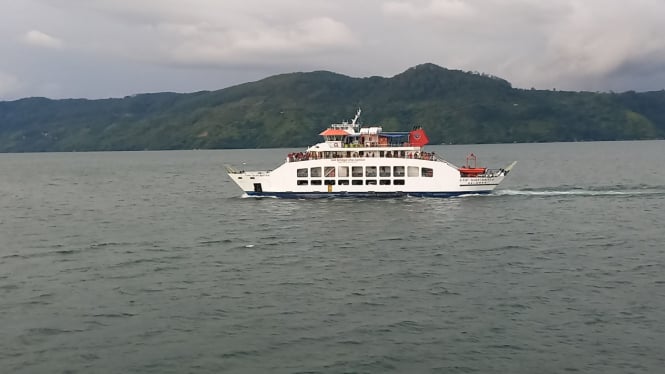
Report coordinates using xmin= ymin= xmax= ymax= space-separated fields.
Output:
xmin=1 ymin=63 xmax=663 ymax=152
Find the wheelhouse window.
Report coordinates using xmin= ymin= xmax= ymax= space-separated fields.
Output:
xmin=352 ymin=166 xmax=363 ymax=177
xmin=297 ymin=168 xmax=308 ymax=177
xmin=365 ymin=166 xmax=377 ymax=177
xmin=310 ymin=167 xmax=322 ymax=177
xmin=393 ymin=166 xmax=405 ymax=177
xmin=379 ymin=166 xmax=391 ymax=177
xmin=407 ymin=166 xmax=419 ymax=177
xmin=422 ymin=167 xmax=433 ymax=177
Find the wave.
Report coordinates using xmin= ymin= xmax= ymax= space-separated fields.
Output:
xmin=494 ymin=187 xmax=665 ymax=197
xmin=240 ymin=193 xmax=278 ymax=199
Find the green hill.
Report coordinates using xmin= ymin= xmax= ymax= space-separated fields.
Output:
xmin=1 ymin=63 xmax=664 ymax=152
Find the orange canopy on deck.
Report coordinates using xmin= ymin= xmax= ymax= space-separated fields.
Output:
xmin=319 ymin=129 xmax=350 ymax=136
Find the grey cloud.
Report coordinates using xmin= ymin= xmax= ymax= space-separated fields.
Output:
xmin=22 ymin=30 xmax=64 ymax=49
xmin=0 ymin=71 xmax=20 ymax=97
xmin=1 ymin=0 xmax=664 ymax=99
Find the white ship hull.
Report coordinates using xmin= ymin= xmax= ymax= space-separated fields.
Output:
xmin=227 ymin=157 xmax=513 ymax=198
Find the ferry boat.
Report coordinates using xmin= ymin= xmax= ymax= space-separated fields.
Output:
xmin=226 ymin=109 xmax=516 ymax=198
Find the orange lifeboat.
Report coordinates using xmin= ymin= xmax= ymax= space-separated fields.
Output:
xmin=459 ymin=167 xmax=487 ymax=176
xmin=459 ymin=153 xmax=486 ymax=177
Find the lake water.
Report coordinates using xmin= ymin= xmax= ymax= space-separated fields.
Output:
xmin=1 ymin=141 xmax=664 ymax=373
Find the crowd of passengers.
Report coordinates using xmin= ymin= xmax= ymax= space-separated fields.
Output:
xmin=287 ymin=151 xmax=437 ymax=162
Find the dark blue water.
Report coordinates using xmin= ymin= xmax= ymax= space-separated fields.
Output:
xmin=1 ymin=141 xmax=664 ymax=373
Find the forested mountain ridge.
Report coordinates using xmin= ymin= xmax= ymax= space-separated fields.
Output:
xmin=1 ymin=63 xmax=664 ymax=152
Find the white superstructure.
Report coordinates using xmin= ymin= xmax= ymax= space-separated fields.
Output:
xmin=226 ymin=109 xmax=516 ymax=198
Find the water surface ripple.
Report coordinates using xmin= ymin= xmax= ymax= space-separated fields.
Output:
xmin=1 ymin=141 xmax=664 ymax=373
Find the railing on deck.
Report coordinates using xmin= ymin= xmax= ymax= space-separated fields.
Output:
xmin=286 ymin=151 xmax=439 ymax=163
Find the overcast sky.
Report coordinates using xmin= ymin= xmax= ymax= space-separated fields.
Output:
xmin=1 ymin=0 xmax=665 ymax=100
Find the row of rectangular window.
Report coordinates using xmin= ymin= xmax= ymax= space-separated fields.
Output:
xmin=297 ymin=180 xmax=406 ymax=186
xmin=297 ymin=166 xmax=433 ymax=178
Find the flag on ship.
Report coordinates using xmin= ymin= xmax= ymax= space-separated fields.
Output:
xmin=409 ymin=127 xmax=430 ymax=147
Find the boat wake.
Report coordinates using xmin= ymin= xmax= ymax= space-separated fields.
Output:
xmin=240 ymin=193 xmax=278 ymax=199
xmin=494 ymin=186 xmax=665 ymax=197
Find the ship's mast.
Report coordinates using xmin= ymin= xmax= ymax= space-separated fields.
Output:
xmin=349 ymin=108 xmax=362 ymax=132
xmin=351 ymin=108 xmax=361 ymax=125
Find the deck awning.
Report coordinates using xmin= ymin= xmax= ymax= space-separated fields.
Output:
xmin=319 ymin=129 xmax=350 ymax=136
xmin=380 ymin=133 xmax=409 ymax=138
